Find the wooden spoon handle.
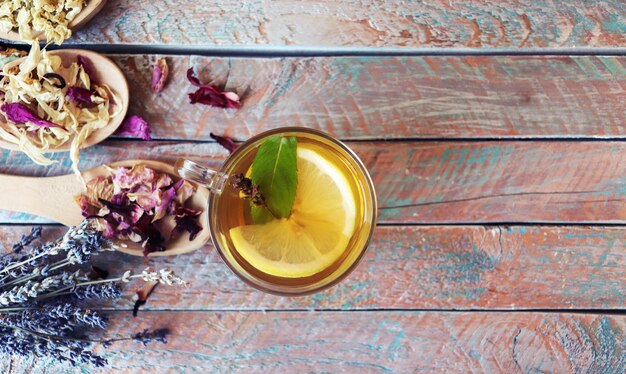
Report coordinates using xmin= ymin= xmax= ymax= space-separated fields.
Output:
xmin=0 ymin=174 xmax=84 ymax=226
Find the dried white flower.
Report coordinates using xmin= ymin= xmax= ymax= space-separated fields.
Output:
xmin=140 ymin=267 xmax=188 ymax=287
xmin=121 ymin=271 xmax=132 ymax=283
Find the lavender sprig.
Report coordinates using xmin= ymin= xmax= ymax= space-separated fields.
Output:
xmin=0 ymin=221 xmax=186 ymax=367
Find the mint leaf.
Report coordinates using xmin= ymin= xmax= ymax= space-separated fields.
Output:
xmin=251 ymin=205 xmax=274 ymax=224
xmin=250 ymin=136 xmax=297 ymax=223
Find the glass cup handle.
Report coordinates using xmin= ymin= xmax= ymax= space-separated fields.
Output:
xmin=175 ymin=158 xmax=228 ymax=194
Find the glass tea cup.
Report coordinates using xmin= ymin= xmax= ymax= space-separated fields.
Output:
xmin=176 ymin=127 xmax=377 ymax=295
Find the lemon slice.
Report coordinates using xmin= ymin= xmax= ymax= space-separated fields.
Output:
xmin=229 ymin=145 xmax=357 ymax=278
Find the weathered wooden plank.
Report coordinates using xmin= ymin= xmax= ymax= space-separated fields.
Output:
xmin=37 ymin=1 xmax=626 ymax=48
xmin=1 ymin=225 xmax=624 ymax=310
xmin=0 ymin=141 xmax=624 ymax=224
xmin=109 ymin=55 xmax=626 ymax=140
xmin=3 ymin=312 xmax=625 ymax=373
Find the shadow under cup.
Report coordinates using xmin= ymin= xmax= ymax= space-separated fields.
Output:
xmin=182 ymin=127 xmax=377 ymax=296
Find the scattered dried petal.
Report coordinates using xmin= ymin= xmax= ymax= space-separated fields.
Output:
xmin=210 ymin=133 xmax=239 ymax=153
xmin=151 ymin=58 xmax=169 ymax=93
xmin=1 ymin=102 xmax=60 ymax=128
xmin=186 ymin=68 xmax=241 ymax=109
xmin=133 ymin=281 xmax=159 ymax=317
xmin=115 ymin=115 xmax=152 ymax=141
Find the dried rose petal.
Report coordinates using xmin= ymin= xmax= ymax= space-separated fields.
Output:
xmin=115 ymin=115 xmax=152 ymax=140
xmin=171 ymin=206 xmax=202 ymax=240
xmin=174 ymin=179 xmax=195 ymax=206
xmin=66 ymin=86 xmax=95 ymax=108
xmin=1 ymin=102 xmax=60 ymax=128
xmin=151 ymin=57 xmax=169 ymax=93
xmin=77 ymin=55 xmax=97 ymax=83
xmin=134 ymin=281 xmax=159 ymax=316
xmin=186 ymin=67 xmax=241 ymax=109
xmin=210 ymin=132 xmax=239 ymax=153
xmin=186 ymin=67 xmax=202 ymax=87
xmin=153 ymin=185 xmax=176 ymax=221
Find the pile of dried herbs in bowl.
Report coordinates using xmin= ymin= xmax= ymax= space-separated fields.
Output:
xmin=76 ymin=164 xmax=203 ymax=256
xmin=0 ymin=221 xmax=187 ymax=367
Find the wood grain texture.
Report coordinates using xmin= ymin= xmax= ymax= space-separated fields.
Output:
xmin=110 ymin=55 xmax=626 ymax=140
xmin=1 ymin=225 xmax=624 ymax=310
xmin=0 ymin=141 xmax=624 ymax=224
xmin=50 ymin=1 xmax=626 ymax=48
xmin=3 ymin=312 xmax=625 ymax=373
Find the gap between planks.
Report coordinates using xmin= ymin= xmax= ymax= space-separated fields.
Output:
xmin=79 ymin=308 xmax=626 ymax=315
xmin=4 ymin=41 xmax=626 ymax=58
xmin=25 ymin=44 xmax=626 ymax=57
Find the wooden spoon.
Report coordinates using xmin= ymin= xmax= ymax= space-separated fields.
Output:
xmin=0 ymin=0 xmax=107 ymax=42
xmin=0 ymin=160 xmax=211 ymax=257
xmin=0 ymin=48 xmax=129 ymax=152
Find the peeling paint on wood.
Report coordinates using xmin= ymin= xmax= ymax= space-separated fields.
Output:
xmin=3 ymin=312 xmax=625 ymax=373
xmin=107 ymin=55 xmax=626 ymax=140
xmin=0 ymin=225 xmax=623 ymax=310
xmin=48 ymin=1 xmax=626 ymax=48
xmin=0 ymin=141 xmax=624 ymax=224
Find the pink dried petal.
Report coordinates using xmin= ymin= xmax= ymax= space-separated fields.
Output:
xmin=111 ymin=164 xmax=157 ymax=191
xmin=77 ymin=55 xmax=97 ymax=83
xmin=174 ymin=179 xmax=195 ymax=206
xmin=66 ymin=86 xmax=95 ymax=108
xmin=210 ymin=133 xmax=239 ymax=153
xmin=186 ymin=67 xmax=241 ymax=109
xmin=151 ymin=57 xmax=169 ymax=93
xmin=153 ymin=185 xmax=176 ymax=221
xmin=115 ymin=115 xmax=152 ymax=140
xmin=1 ymin=103 xmax=60 ymax=128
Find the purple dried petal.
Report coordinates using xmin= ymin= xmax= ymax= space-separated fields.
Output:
xmin=66 ymin=86 xmax=95 ymax=108
xmin=151 ymin=58 xmax=169 ymax=93
xmin=115 ymin=115 xmax=152 ymax=140
xmin=186 ymin=67 xmax=202 ymax=87
xmin=171 ymin=206 xmax=202 ymax=240
xmin=77 ymin=55 xmax=97 ymax=83
xmin=186 ymin=67 xmax=241 ymax=109
xmin=133 ymin=214 xmax=166 ymax=255
xmin=153 ymin=185 xmax=176 ymax=221
xmin=1 ymin=103 xmax=60 ymax=128
xmin=210 ymin=133 xmax=238 ymax=153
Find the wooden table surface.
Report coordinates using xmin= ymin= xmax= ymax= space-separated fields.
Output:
xmin=1 ymin=1 xmax=625 ymax=372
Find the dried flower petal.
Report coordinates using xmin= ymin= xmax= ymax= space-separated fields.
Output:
xmin=77 ymin=55 xmax=97 ymax=83
xmin=151 ymin=58 xmax=169 ymax=93
xmin=186 ymin=67 xmax=241 ymax=109
xmin=133 ymin=281 xmax=159 ymax=317
xmin=115 ymin=115 xmax=152 ymax=140
xmin=66 ymin=86 xmax=95 ymax=108
xmin=1 ymin=102 xmax=60 ymax=128
xmin=210 ymin=132 xmax=239 ymax=153
xmin=170 ymin=206 xmax=202 ymax=241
